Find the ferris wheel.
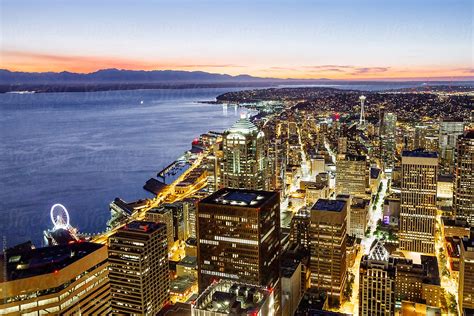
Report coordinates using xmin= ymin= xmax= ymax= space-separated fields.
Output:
xmin=50 ymin=204 xmax=70 ymax=229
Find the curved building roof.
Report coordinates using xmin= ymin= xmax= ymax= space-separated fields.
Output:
xmin=227 ymin=117 xmax=259 ymax=135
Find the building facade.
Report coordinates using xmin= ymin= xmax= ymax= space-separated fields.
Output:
xmin=454 ymin=130 xmax=474 ymax=225
xmin=309 ymin=198 xmax=347 ymax=305
xmin=197 ymin=188 xmax=281 ymax=313
xmin=359 ymin=241 xmax=395 ymax=316
xmin=108 ymin=221 xmax=169 ymax=315
xmin=0 ymin=242 xmax=110 ymax=315
xmin=399 ymin=150 xmax=438 ymax=254
xmin=380 ymin=112 xmax=397 ymax=172
xmin=336 ymin=154 xmax=368 ymax=197
xmin=221 ymin=117 xmax=266 ymax=190
xmin=438 ymin=119 xmax=465 ymax=174
xmin=459 ymin=236 xmax=474 ymax=312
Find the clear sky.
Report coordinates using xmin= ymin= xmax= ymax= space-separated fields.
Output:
xmin=1 ymin=0 xmax=472 ymax=79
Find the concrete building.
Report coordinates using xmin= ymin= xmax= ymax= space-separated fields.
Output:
xmin=290 ymin=208 xmax=311 ymax=250
xmin=108 ymin=221 xmax=169 ymax=315
xmin=394 ymin=255 xmax=441 ymax=308
xmin=197 ymin=188 xmax=281 ymax=313
xmin=309 ymin=198 xmax=347 ymax=305
xmin=380 ymin=112 xmax=397 ymax=172
xmin=0 ymin=242 xmax=110 ymax=315
xmin=146 ymin=206 xmax=175 ymax=252
xmin=459 ymin=235 xmax=474 ymax=312
xmin=221 ymin=117 xmax=266 ymax=190
xmin=399 ymin=150 xmax=438 ymax=254
xmin=438 ymin=119 xmax=465 ymax=174
xmin=281 ymin=259 xmax=303 ymax=316
xmin=359 ymin=241 xmax=396 ymax=316
xmin=349 ymin=197 xmax=370 ymax=238
xmin=336 ymin=154 xmax=368 ymax=197
xmin=454 ymin=130 xmax=474 ymax=226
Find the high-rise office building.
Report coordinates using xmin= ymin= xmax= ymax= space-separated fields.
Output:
xmin=349 ymin=197 xmax=370 ymax=239
xmin=0 ymin=242 xmax=110 ymax=315
xmin=146 ymin=206 xmax=175 ymax=252
xmin=108 ymin=221 xmax=169 ymax=315
xmin=309 ymin=198 xmax=347 ymax=304
xmin=221 ymin=117 xmax=266 ymax=190
xmin=399 ymin=150 xmax=438 ymax=254
xmin=459 ymin=235 xmax=474 ymax=312
xmin=336 ymin=154 xmax=368 ymax=197
xmin=289 ymin=208 xmax=311 ymax=250
xmin=183 ymin=198 xmax=198 ymax=239
xmin=394 ymin=256 xmax=441 ymax=307
xmin=454 ymin=130 xmax=474 ymax=226
xmin=359 ymin=240 xmax=396 ymax=316
xmin=380 ymin=112 xmax=397 ymax=172
xmin=197 ymin=188 xmax=281 ymax=313
xmin=439 ymin=119 xmax=465 ymax=174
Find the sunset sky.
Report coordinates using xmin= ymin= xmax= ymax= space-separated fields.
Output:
xmin=1 ymin=0 xmax=472 ymax=80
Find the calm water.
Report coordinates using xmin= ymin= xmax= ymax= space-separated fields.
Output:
xmin=0 ymin=88 xmax=248 ymax=246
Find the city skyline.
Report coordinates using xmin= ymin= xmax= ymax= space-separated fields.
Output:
xmin=1 ymin=0 xmax=472 ymax=80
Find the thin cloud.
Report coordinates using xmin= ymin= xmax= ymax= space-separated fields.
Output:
xmin=1 ymin=50 xmax=243 ymax=73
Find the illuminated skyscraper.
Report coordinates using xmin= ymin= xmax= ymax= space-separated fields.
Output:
xmin=359 ymin=240 xmax=395 ymax=316
xmin=0 ymin=242 xmax=110 ymax=315
xmin=399 ymin=150 xmax=438 ymax=254
xmin=197 ymin=188 xmax=281 ymax=313
xmin=380 ymin=112 xmax=397 ymax=172
xmin=359 ymin=95 xmax=367 ymax=127
xmin=309 ymin=198 xmax=347 ymax=305
xmin=108 ymin=221 xmax=169 ymax=315
xmin=454 ymin=130 xmax=474 ymax=225
xmin=336 ymin=154 xmax=369 ymax=197
xmin=221 ymin=116 xmax=266 ymax=190
xmin=459 ymin=235 xmax=474 ymax=312
xmin=438 ymin=119 xmax=465 ymax=174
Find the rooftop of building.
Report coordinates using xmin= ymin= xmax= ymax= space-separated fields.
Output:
xmin=281 ymin=256 xmax=301 ymax=278
xmin=351 ymin=197 xmax=370 ymax=209
xmin=1 ymin=242 xmax=103 ymax=282
xmin=461 ymin=129 xmax=474 ymax=139
xmin=158 ymin=303 xmax=191 ymax=316
xmin=199 ymin=188 xmax=277 ymax=208
xmin=178 ymin=255 xmax=197 ymax=267
xmin=445 ymin=236 xmax=462 ymax=258
xmin=442 ymin=217 xmax=470 ymax=228
xmin=370 ymin=167 xmax=381 ymax=179
xmin=341 ymin=153 xmax=367 ymax=161
xmin=226 ymin=117 xmax=259 ymax=135
xmin=170 ymin=275 xmax=196 ymax=294
xmin=122 ymin=220 xmax=165 ymax=233
xmin=193 ymin=280 xmax=271 ymax=314
xmin=462 ymin=236 xmax=474 ymax=252
xmin=311 ymin=198 xmax=346 ymax=213
xmin=402 ymin=149 xmax=438 ymax=158
xmin=438 ymin=174 xmax=454 ymax=182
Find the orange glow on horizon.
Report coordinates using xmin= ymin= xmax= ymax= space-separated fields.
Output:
xmin=1 ymin=50 xmax=473 ymax=81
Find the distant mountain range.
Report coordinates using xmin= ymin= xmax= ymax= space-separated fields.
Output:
xmin=0 ymin=68 xmax=292 ymax=83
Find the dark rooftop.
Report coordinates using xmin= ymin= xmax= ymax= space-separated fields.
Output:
xmin=370 ymin=167 xmax=381 ymax=179
xmin=121 ymin=220 xmax=166 ymax=233
xmin=2 ymin=242 xmax=103 ymax=281
xmin=311 ymin=199 xmax=346 ymax=212
xmin=343 ymin=154 xmax=367 ymax=161
xmin=199 ymin=188 xmax=277 ymax=208
xmin=402 ymin=149 xmax=438 ymax=158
